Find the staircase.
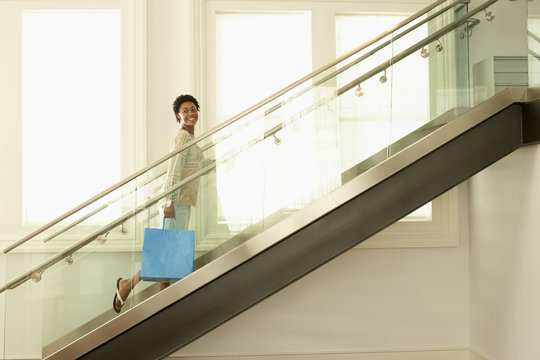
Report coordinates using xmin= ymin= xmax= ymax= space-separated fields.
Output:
xmin=3 ymin=0 xmax=537 ymax=359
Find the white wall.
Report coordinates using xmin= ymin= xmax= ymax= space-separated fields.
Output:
xmin=468 ymin=0 xmax=528 ymax=67
xmin=468 ymin=146 xmax=540 ymax=360
xmin=0 ymin=1 xmax=25 ymax=250
xmin=146 ymin=0 xmax=196 ymax=164
xmin=171 ymin=185 xmax=470 ymax=358
xmin=181 ymin=241 xmax=470 ymax=353
xmin=466 ymin=2 xmax=536 ymax=358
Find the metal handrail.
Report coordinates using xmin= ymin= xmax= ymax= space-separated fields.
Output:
xmin=0 ymin=162 xmax=216 ymax=293
xmin=338 ymin=0 xmax=497 ymax=96
xmin=3 ymin=0 xmax=448 ymax=254
xmin=41 ymin=203 xmax=109 ymax=243
xmin=528 ymin=30 xmax=540 ymax=44
xmin=0 ymin=0 xmax=499 ymax=293
xmin=263 ymin=0 xmax=469 ymax=117
xmin=262 ymin=0 xmax=496 ymax=146
xmin=41 ymin=175 xmax=166 ymax=243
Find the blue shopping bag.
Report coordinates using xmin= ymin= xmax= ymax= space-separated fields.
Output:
xmin=140 ymin=218 xmax=195 ymax=282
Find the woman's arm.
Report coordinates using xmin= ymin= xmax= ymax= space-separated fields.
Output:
xmin=162 ymin=131 xmax=190 ymax=217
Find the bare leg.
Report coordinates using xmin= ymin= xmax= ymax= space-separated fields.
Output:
xmin=159 ymin=281 xmax=170 ymax=291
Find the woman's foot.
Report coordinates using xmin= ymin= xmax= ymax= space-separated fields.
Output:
xmin=113 ymin=278 xmax=134 ymax=313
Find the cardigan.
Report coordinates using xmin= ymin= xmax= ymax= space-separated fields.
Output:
xmin=163 ymin=129 xmax=207 ymax=206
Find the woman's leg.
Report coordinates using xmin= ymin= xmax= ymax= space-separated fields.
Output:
xmin=114 ymin=269 xmax=141 ymax=312
xmin=114 ymin=206 xmax=192 ymax=312
xmin=173 ymin=205 xmax=191 ymax=230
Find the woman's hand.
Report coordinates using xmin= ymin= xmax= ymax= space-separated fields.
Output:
xmin=164 ymin=204 xmax=176 ymax=219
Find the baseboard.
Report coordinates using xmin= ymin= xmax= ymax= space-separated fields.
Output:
xmin=167 ymin=348 xmax=485 ymax=360
xmin=0 ymin=348 xmax=489 ymax=360
xmin=469 ymin=349 xmax=488 ymax=360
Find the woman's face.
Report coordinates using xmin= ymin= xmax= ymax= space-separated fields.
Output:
xmin=178 ymin=101 xmax=199 ymax=126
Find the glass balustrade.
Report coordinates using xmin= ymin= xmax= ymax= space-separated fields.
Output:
xmin=1 ymin=0 xmax=513 ymax=358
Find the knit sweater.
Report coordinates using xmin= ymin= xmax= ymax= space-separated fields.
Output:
xmin=163 ymin=129 xmax=208 ymax=206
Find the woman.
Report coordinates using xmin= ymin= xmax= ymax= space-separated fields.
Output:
xmin=113 ymin=94 xmax=207 ymax=313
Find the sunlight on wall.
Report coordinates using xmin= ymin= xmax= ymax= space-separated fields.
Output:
xmin=21 ymin=10 xmax=121 ymax=224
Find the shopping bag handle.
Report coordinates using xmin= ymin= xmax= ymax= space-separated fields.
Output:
xmin=162 ymin=216 xmax=178 ymax=232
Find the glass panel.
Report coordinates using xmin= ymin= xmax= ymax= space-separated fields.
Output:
xmin=2 ymin=0 xmax=505 ymax=356
xmin=1 ymin=254 xmax=6 ymax=358
xmin=471 ymin=0 xmax=527 ymax=105
xmin=334 ymin=16 xmax=394 ymax=173
xmin=529 ymin=0 xmax=540 ymax=86
xmin=213 ymin=11 xmax=312 ymax=232
xmin=4 ymin=254 xmax=46 ymax=359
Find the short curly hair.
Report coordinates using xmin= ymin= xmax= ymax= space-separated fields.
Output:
xmin=173 ymin=94 xmax=200 ymax=123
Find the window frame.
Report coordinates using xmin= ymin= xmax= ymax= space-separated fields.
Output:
xmin=0 ymin=0 xmax=146 ymax=250
xmin=198 ymin=0 xmax=460 ymax=249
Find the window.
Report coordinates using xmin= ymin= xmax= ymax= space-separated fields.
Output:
xmin=21 ymin=10 xmax=122 ymax=224
xmin=335 ymin=14 xmax=431 ymax=221
xmin=213 ymin=11 xmax=313 ymax=231
xmin=201 ymin=1 xmax=459 ymax=248
xmin=0 ymin=0 xmax=142 ymax=246
xmin=215 ymin=12 xmax=312 ymax=121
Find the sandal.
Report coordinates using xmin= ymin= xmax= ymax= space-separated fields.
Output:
xmin=113 ymin=278 xmax=126 ymax=313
